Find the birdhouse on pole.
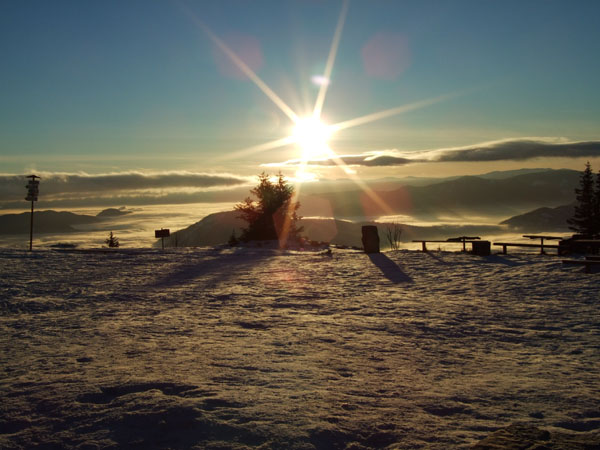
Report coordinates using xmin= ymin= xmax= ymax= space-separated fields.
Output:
xmin=25 ymin=175 xmax=40 ymax=251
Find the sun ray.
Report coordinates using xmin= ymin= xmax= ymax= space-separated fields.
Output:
xmin=277 ymin=187 xmax=301 ymax=249
xmin=183 ymin=9 xmax=299 ymax=123
xmin=346 ymin=174 xmax=394 ymax=216
xmin=185 ymin=1 xmax=463 ymax=220
xmin=320 ymin=147 xmax=394 ymax=215
xmin=312 ymin=0 xmax=349 ymax=120
xmin=213 ymin=136 xmax=297 ymax=162
xmin=332 ymin=92 xmax=459 ymax=132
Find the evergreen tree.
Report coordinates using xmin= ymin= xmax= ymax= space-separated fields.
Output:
xmin=105 ymin=231 xmax=120 ymax=248
xmin=235 ymin=172 xmax=303 ymax=244
xmin=568 ymin=162 xmax=597 ymax=236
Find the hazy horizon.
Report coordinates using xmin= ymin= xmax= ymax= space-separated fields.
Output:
xmin=0 ymin=164 xmax=580 ymax=249
xmin=0 ymin=166 xmax=580 ymax=212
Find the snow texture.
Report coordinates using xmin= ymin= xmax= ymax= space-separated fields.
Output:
xmin=1 ymin=247 xmax=599 ymax=449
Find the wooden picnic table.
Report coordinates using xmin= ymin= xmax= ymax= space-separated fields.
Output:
xmin=522 ymin=234 xmax=565 ymax=254
xmin=494 ymin=242 xmax=562 ymax=255
xmin=413 ymin=236 xmax=481 ymax=252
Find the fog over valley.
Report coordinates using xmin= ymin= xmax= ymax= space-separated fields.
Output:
xmin=0 ymin=169 xmax=579 ymax=249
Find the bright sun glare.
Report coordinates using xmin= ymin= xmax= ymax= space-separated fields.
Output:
xmin=292 ymin=117 xmax=333 ymax=160
xmin=199 ymin=0 xmax=454 ymax=211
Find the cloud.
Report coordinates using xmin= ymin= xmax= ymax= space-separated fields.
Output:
xmin=265 ymin=138 xmax=600 ymax=168
xmin=426 ymin=138 xmax=600 ymax=162
xmin=0 ymin=171 xmax=250 ymax=206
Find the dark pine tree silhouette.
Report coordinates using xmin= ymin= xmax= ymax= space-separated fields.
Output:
xmin=105 ymin=231 xmax=120 ymax=248
xmin=235 ymin=172 xmax=302 ymax=244
xmin=568 ymin=162 xmax=597 ymax=236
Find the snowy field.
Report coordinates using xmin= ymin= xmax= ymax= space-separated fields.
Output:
xmin=1 ymin=247 xmax=599 ymax=449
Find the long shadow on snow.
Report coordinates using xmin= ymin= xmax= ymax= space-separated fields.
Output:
xmin=149 ymin=249 xmax=273 ymax=288
xmin=368 ymin=253 xmax=413 ymax=283
xmin=425 ymin=252 xmax=525 ymax=267
xmin=424 ymin=252 xmax=448 ymax=264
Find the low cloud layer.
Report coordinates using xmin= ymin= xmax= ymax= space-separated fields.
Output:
xmin=0 ymin=171 xmax=250 ymax=207
xmin=428 ymin=139 xmax=600 ymax=162
xmin=267 ymin=138 xmax=600 ymax=168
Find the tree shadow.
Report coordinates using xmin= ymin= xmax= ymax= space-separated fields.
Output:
xmin=368 ymin=253 xmax=413 ymax=283
xmin=149 ymin=249 xmax=273 ymax=288
xmin=424 ymin=252 xmax=448 ymax=264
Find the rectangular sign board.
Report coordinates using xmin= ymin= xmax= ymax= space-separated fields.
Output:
xmin=26 ymin=179 xmax=39 ymax=202
xmin=155 ymin=229 xmax=170 ymax=238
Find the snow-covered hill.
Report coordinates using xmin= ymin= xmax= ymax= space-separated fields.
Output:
xmin=1 ymin=247 xmax=599 ymax=449
xmin=501 ymin=204 xmax=575 ymax=232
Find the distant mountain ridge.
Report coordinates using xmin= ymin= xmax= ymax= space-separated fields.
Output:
xmin=299 ymin=169 xmax=579 ymax=219
xmin=477 ymin=167 xmax=553 ymax=180
xmin=0 ymin=209 xmax=123 ymax=235
xmin=96 ymin=207 xmax=132 ymax=218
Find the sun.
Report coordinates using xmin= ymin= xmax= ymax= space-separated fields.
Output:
xmin=292 ymin=117 xmax=334 ymax=160
xmin=201 ymin=0 xmax=455 ymax=175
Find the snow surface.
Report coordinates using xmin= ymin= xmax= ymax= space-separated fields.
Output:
xmin=1 ymin=247 xmax=599 ymax=449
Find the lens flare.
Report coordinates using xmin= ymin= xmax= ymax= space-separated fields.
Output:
xmin=191 ymin=0 xmax=462 ymax=219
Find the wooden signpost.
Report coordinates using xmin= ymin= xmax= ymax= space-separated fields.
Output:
xmin=155 ymin=228 xmax=170 ymax=249
xmin=25 ymin=175 xmax=40 ymax=251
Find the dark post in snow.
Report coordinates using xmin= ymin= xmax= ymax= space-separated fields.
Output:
xmin=25 ymin=175 xmax=40 ymax=251
xmin=155 ymin=228 xmax=170 ymax=250
xmin=361 ymin=225 xmax=380 ymax=254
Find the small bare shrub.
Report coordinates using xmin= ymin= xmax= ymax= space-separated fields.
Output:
xmin=384 ymin=222 xmax=402 ymax=250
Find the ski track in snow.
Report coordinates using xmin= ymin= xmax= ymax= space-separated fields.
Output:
xmin=1 ymin=247 xmax=599 ymax=449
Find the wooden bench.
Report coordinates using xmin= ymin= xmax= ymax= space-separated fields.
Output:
xmin=413 ymin=236 xmax=481 ymax=252
xmin=446 ymin=236 xmax=481 ymax=251
xmin=494 ymin=242 xmax=562 ymax=255
xmin=562 ymin=257 xmax=600 ymax=273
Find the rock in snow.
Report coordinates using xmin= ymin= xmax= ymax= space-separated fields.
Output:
xmin=0 ymin=247 xmax=599 ymax=449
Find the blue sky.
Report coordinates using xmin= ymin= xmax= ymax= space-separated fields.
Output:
xmin=1 ymin=0 xmax=600 ymax=181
